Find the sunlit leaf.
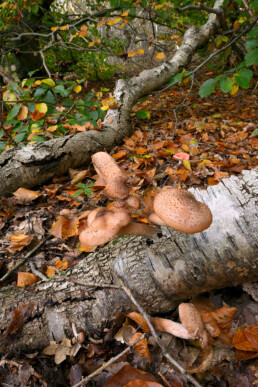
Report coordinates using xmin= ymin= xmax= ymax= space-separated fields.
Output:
xmin=17 ymin=272 xmax=40 ymax=287
xmin=42 ymin=78 xmax=55 ymax=87
xmin=155 ymin=52 xmax=165 ymax=60
xmin=17 ymin=106 xmax=28 ymax=120
xmin=36 ymin=103 xmax=48 ymax=113
xmin=74 ymin=85 xmax=82 ymax=93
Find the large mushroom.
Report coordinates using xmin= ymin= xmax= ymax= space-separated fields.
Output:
xmin=79 ymin=207 xmax=131 ymax=248
xmin=149 ymin=187 xmax=212 ymax=234
xmin=92 ymin=152 xmax=129 ymax=199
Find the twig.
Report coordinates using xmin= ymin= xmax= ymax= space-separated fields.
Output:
xmin=116 ymin=274 xmax=203 ymax=387
xmin=156 ymin=17 xmax=258 ymax=95
xmin=72 ymin=334 xmax=146 ymax=387
xmin=29 ymin=261 xmax=48 ymax=281
xmin=0 ymin=235 xmax=51 ymax=283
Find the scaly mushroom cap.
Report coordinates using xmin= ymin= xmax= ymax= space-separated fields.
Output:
xmin=153 ymin=187 xmax=212 ymax=234
xmin=79 ymin=208 xmax=130 ymax=247
xmin=92 ymin=152 xmax=129 ymax=199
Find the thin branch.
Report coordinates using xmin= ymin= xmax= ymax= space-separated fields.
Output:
xmin=116 ymin=274 xmax=203 ymax=387
xmin=72 ymin=333 xmax=146 ymax=387
xmin=0 ymin=235 xmax=51 ymax=283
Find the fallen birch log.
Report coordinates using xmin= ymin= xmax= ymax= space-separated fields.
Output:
xmin=0 ymin=168 xmax=257 ymax=352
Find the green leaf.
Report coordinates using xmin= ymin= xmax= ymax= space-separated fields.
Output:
xmin=234 ymin=68 xmax=253 ymax=89
xmin=31 ymin=4 xmax=38 ymax=14
xmin=248 ymin=27 xmax=258 ymax=38
xmin=199 ymin=79 xmax=216 ymax=98
xmin=34 ymin=88 xmax=46 ymax=98
xmin=53 ymin=85 xmax=69 ymax=97
xmin=44 ymin=90 xmax=56 ymax=105
xmin=0 ymin=130 xmax=3 ymax=139
xmin=245 ymin=48 xmax=258 ymax=66
xmin=28 ymin=69 xmax=39 ymax=77
xmin=251 ymin=129 xmax=258 ymax=137
xmin=246 ymin=39 xmax=258 ymax=49
xmin=0 ymin=141 xmax=5 ymax=151
xmin=7 ymin=104 xmax=21 ymax=120
xmin=83 ymin=188 xmax=93 ymax=196
xmin=89 ymin=110 xmax=98 ymax=121
xmin=14 ymin=132 xmax=27 ymax=143
xmin=73 ymin=189 xmax=83 ymax=197
xmin=219 ymin=77 xmax=234 ymax=93
xmin=135 ymin=110 xmax=150 ymax=119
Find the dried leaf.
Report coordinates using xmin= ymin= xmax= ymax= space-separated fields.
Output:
xmin=17 ymin=272 xmax=40 ymax=287
xmin=9 ymin=234 xmax=33 ymax=251
xmin=13 ymin=187 xmax=41 ymax=201
xmin=4 ymin=302 xmax=35 ymax=336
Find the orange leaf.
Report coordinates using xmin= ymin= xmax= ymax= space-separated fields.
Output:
xmin=51 ymin=215 xmax=79 ymax=239
xmin=233 ymin=325 xmax=258 ymax=352
xmin=129 ymin=332 xmax=151 ymax=362
xmin=46 ymin=266 xmax=56 ymax=278
xmin=155 ymin=52 xmax=165 ymax=60
xmin=9 ymin=234 xmax=33 ymax=251
xmin=30 ymin=110 xmax=45 ymax=121
xmin=127 ymin=312 xmax=150 ymax=333
xmin=54 ymin=260 xmax=68 ymax=271
xmin=17 ymin=106 xmax=28 ymax=120
xmin=17 ymin=272 xmax=40 ymax=287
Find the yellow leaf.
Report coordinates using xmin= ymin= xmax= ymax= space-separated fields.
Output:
xmin=154 ymin=4 xmax=164 ymax=10
xmin=155 ymin=52 xmax=165 ymax=60
xmin=51 ymin=26 xmax=59 ymax=32
xmin=97 ymin=20 xmax=106 ymax=27
xmin=34 ymin=80 xmax=42 ymax=85
xmin=21 ymin=79 xmax=27 ymax=87
xmin=107 ymin=17 xmax=121 ymax=25
xmin=74 ymin=85 xmax=82 ymax=93
xmin=47 ymin=125 xmax=58 ymax=132
xmin=42 ymin=78 xmax=55 ymax=87
xmin=121 ymin=11 xmax=129 ymax=16
xmin=137 ymin=49 xmax=144 ymax=55
xmin=230 ymin=84 xmax=239 ymax=95
xmin=101 ymin=106 xmax=109 ymax=111
xmin=17 ymin=106 xmax=28 ymax=120
xmin=60 ymin=24 xmax=69 ymax=30
xmin=36 ymin=103 xmax=48 ymax=113
xmin=3 ymin=90 xmax=16 ymax=104
xmin=183 ymin=159 xmax=191 ymax=170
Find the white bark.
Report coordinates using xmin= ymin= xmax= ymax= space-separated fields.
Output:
xmin=0 ymin=168 xmax=257 ymax=352
xmin=0 ymin=0 xmax=225 ymax=197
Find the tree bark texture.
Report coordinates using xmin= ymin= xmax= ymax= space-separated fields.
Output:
xmin=0 ymin=0 xmax=225 ymax=197
xmin=0 ymin=168 xmax=257 ymax=352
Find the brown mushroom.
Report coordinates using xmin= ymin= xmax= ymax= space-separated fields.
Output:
xmin=179 ymin=303 xmax=209 ymax=348
xmin=118 ymin=221 xmax=156 ymax=238
xmin=79 ymin=207 xmax=130 ymax=247
xmin=153 ymin=187 xmax=212 ymax=233
xmin=92 ymin=152 xmax=129 ymax=199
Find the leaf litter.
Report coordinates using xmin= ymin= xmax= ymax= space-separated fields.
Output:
xmin=0 ymin=73 xmax=257 ymax=386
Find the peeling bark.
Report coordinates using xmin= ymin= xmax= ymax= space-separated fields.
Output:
xmin=0 ymin=168 xmax=257 ymax=352
xmin=0 ymin=0 xmax=225 ymax=197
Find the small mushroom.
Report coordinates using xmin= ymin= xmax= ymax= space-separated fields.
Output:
xmin=179 ymin=303 xmax=209 ymax=348
xmin=79 ymin=208 xmax=131 ymax=247
xmin=118 ymin=221 xmax=156 ymax=238
xmin=153 ymin=187 xmax=212 ymax=233
xmin=92 ymin=152 xmax=129 ymax=199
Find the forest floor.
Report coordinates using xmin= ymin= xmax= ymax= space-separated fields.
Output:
xmin=0 ymin=66 xmax=257 ymax=386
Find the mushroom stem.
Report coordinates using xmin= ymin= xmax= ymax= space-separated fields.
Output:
xmin=118 ymin=222 xmax=156 ymax=238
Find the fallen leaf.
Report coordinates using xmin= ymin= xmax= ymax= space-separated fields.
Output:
xmin=4 ymin=302 xmax=35 ymax=336
xmin=13 ymin=187 xmax=41 ymax=201
xmin=17 ymin=272 xmax=40 ymax=287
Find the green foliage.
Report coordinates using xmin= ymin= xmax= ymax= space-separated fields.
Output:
xmin=73 ymin=183 xmax=95 ymax=198
xmin=1 ymin=77 xmax=105 ymax=152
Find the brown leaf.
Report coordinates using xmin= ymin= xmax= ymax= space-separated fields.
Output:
xmin=51 ymin=215 xmax=79 ymax=239
xmin=17 ymin=106 xmax=28 ymax=120
xmin=232 ymin=325 xmax=258 ymax=352
xmin=104 ymin=365 xmax=158 ymax=386
xmin=126 ymin=312 xmax=150 ymax=333
xmin=124 ymin=381 xmax=163 ymax=387
xmin=4 ymin=302 xmax=35 ymax=336
xmin=30 ymin=110 xmax=45 ymax=121
xmin=13 ymin=187 xmax=41 ymax=202
xmin=46 ymin=266 xmax=55 ymax=278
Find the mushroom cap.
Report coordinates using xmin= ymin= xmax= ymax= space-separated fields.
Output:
xmin=79 ymin=208 xmax=130 ymax=247
xmin=179 ymin=303 xmax=205 ymax=338
xmin=92 ymin=152 xmax=129 ymax=199
xmin=153 ymin=187 xmax=212 ymax=234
